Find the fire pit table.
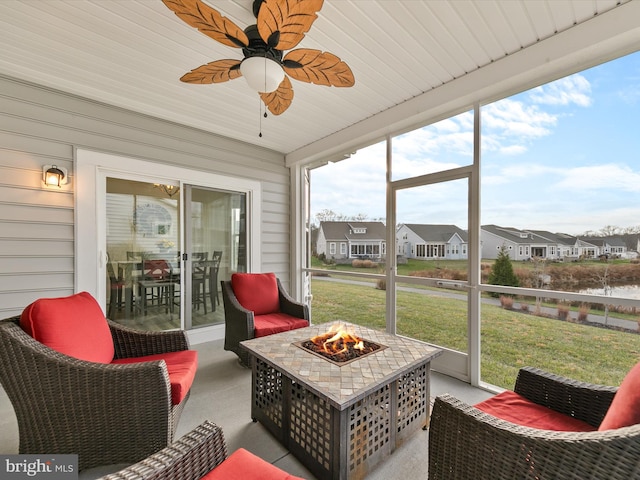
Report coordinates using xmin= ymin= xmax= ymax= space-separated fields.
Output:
xmin=240 ymin=322 xmax=442 ymax=480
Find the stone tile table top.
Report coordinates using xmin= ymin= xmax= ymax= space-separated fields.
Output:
xmin=241 ymin=321 xmax=442 ymax=409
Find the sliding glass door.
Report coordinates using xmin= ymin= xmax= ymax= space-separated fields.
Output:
xmin=104 ymin=180 xmax=247 ymax=331
xmin=183 ymin=185 xmax=246 ymax=330
xmin=77 ymin=149 xmax=261 ymax=337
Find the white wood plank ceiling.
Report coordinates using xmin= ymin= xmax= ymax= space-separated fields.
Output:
xmin=0 ymin=0 xmax=637 ymax=159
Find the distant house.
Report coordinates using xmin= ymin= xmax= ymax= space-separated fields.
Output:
xmin=481 ymin=225 xmax=547 ymax=260
xmin=480 ymin=225 xmax=628 ymax=260
xmin=527 ymin=230 xmax=581 ymax=260
xmin=580 ymin=236 xmax=628 ymax=257
xmin=396 ymin=224 xmax=468 ymax=260
xmin=316 ymin=221 xmax=387 ymax=262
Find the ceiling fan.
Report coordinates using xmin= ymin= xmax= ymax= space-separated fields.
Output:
xmin=162 ymin=0 xmax=355 ymax=115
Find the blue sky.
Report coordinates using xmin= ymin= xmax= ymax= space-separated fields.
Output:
xmin=311 ymin=50 xmax=640 ymax=236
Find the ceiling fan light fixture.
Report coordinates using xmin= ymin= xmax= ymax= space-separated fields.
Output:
xmin=240 ymin=56 xmax=284 ymax=93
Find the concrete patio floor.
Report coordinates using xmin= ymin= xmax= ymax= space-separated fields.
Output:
xmin=0 ymin=338 xmax=494 ymax=479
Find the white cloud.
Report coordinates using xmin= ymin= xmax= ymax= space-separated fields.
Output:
xmin=499 ymin=144 xmax=527 ymax=155
xmin=482 ymin=99 xmax=557 ymax=141
xmin=529 ymin=74 xmax=592 ymax=107
xmin=393 ymin=114 xmax=474 ymax=158
xmin=553 ymin=164 xmax=640 ymax=192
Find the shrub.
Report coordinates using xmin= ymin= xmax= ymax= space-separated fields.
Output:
xmin=499 ymin=296 xmax=514 ymax=309
xmin=376 ymin=279 xmax=386 ymax=290
xmin=352 ymin=259 xmax=378 ymax=268
xmin=411 ymin=268 xmax=468 ymax=281
xmin=487 ymin=246 xmax=519 ymax=296
xmin=520 ymin=303 xmax=530 ymax=313
xmin=578 ymin=304 xmax=589 ymax=323
xmin=557 ymin=304 xmax=570 ymax=320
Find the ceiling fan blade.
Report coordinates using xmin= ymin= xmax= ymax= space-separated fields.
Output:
xmin=257 ymin=0 xmax=323 ymax=50
xmin=283 ymin=49 xmax=355 ymax=87
xmin=180 ymin=59 xmax=242 ymax=84
xmin=162 ymin=0 xmax=249 ymax=48
xmin=260 ymin=76 xmax=294 ymax=115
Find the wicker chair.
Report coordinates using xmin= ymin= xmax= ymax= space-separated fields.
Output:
xmin=429 ymin=366 xmax=640 ymax=480
xmin=97 ymin=421 xmax=228 ymax=480
xmin=221 ymin=273 xmax=309 ymax=366
xmin=98 ymin=420 xmax=306 ymax=480
xmin=0 ymin=314 xmax=193 ymax=471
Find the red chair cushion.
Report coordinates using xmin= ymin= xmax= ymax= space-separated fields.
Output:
xmin=20 ymin=291 xmax=115 ymax=363
xmin=112 ymin=350 xmax=198 ymax=405
xmin=200 ymin=448 xmax=305 ymax=480
xmin=598 ymin=361 xmax=640 ymax=430
xmin=254 ymin=313 xmax=309 ymax=338
xmin=231 ymin=273 xmax=280 ymax=315
xmin=475 ymin=390 xmax=596 ymax=432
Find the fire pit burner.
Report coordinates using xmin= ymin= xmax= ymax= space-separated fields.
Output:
xmin=294 ymin=338 xmax=386 ymax=366
xmin=294 ymin=322 xmax=387 ymax=366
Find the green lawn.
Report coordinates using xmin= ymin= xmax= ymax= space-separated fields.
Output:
xmin=311 ymin=277 xmax=640 ymax=389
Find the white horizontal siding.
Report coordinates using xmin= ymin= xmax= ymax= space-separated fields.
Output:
xmin=0 ymin=75 xmax=291 ymax=317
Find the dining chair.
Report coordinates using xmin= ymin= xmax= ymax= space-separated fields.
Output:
xmin=139 ymin=258 xmax=174 ymax=314
xmin=192 ymin=252 xmax=209 ymax=313
xmin=209 ymin=250 xmax=223 ymax=310
xmin=106 ymin=259 xmax=126 ymax=318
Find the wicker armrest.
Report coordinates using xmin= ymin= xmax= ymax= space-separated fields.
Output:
xmin=514 ymin=366 xmax=617 ymax=427
xmin=98 ymin=421 xmax=228 ymax=480
xmin=220 ymin=281 xmax=254 ymax=315
xmin=109 ymin=319 xmax=190 ymax=359
xmin=220 ymin=281 xmax=255 ymax=332
xmin=428 ymin=393 xmax=640 ymax=480
xmin=277 ymin=279 xmax=309 ymax=320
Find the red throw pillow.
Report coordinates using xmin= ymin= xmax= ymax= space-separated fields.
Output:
xmin=20 ymin=291 xmax=115 ymax=363
xmin=231 ymin=273 xmax=280 ymax=315
xmin=598 ymin=361 xmax=640 ymax=430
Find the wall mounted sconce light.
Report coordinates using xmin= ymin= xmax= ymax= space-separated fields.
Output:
xmin=42 ymin=165 xmax=68 ymax=188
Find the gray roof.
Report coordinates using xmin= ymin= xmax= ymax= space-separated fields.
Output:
xmin=402 ymin=224 xmax=468 ymax=243
xmin=319 ymin=222 xmax=386 ymax=241
xmin=481 ymin=225 xmax=554 ymax=245
xmin=527 ymin=230 xmax=577 ymax=246
xmin=580 ymin=236 xmax=627 ymax=248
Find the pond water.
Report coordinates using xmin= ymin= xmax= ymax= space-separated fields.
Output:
xmin=579 ymin=285 xmax=640 ymax=300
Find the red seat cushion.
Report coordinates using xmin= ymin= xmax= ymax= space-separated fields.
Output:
xmin=598 ymin=361 xmax=640 ymax=431
xmin=475 ymin=390 xmax=596 ymax=432
xmin=112 ymin=350 xmax=198 ymax=405
xmin=200 ymin=448 xmax=305 ymax=480
xmin=20 ymin=291 xmax=115 ymax=363
xmin=254 ymin=313 xmax=309 ymax=338
xmin=232 ymin=273 xmax=280 ymax=315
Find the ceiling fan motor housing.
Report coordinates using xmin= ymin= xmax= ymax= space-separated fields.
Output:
xmin=242 ymin=25 xmax=283 ymax=63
